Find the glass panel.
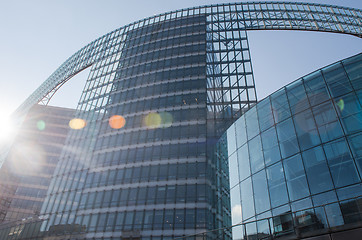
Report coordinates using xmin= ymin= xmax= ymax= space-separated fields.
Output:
xmin=229 ymin=152 xmax=239 ymax=188
xmin=230 ymin=186 xmax=242 ymax=225
xmin=252 ymin=170 xmax=270 ymax=214
xmin=348 ymin=133 xmax=362 ymax=176
xmin=287 ymin=81 xmax=309 ymax=114
xmin=271 ymin=89 xmax=291 ymax=123
xmin=276 ymin=118 xmax=299 ymax=158
xmin=245 ymin=107 xmax=260 ymax=140
xmin=248 ymin=135 xmax=264 ymax=174
xmin=235 ymin=116 xmax=247 ymax=148
xmin=304 ymin=72 xmax=329 ymax=106
xmin=266 ymin=163 xmax=289 ymax=208
xmin=257 ymin=97 xmax=274 ymax=132
xmin=237 ymin=144 xmax=250 ymax=181
xmin=323 ymin=138 xmax=360 ymax=188
xmin=261 ymin=127 xmax=281 ymax=166
xmin=343 ymin=54 xmax=362 ymax=90
xmin=302 ymin=146 xmax=334 ymax=194
xmin=240 ymin=178 xmax=255 ymax=220
xmin=293 ymin=109 xmax=320 ymax=151
xmin=337 ymin=92 xmax=362 ymax=134
xmin=283 ymin=154 xmax=310 ymax=201
xmin=323 ymin=63 xmax=352 ymax=98
xmin=227 ymin=125 xmax=237 ymax=155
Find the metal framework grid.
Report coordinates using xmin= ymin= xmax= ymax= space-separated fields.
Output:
xmin=14 ymin=1 xmax=362 ymax=118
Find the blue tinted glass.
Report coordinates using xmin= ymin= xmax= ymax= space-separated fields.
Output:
xmin=276 ymin=118 xmax=299 ymax=158
xmin=337 ymin=92 xmax=362 ymax=135
xmin=312 ymin=101 xmax=337 ymax=126
xmin=312 ymin=191 xmax=338 ymax=207
xmin=324 ymin=138 xmax=360 ymax=188
xmin=229 ymin=153 xmax=239 ymax=188
xmin=240 ymin=178 xmax=255 ymax=220
xmin=302 ymin=146 xmax=334 ymax=194
xmin=337 ymin=92 xmax=362 ymax=117
xmin=343 ymin=55 xmax=362 ymax=90
xmin=283 ymin=154 xmax=310 ymax=201
xmin=323 ymin=63 xmax=353 ymax=98
xmin=227 ymin=125 xmax=237 ymax=155
xmin=230 ymin=186 xmax=242 ymax=225
xmin=245 ymin=107 xmax=260 ymax=140
xmin=252 ymin=170 xmax=271 ymax=214
xmin=304 ymin=72 xmax=329 ymax=106
xmin=271 ymin=89 xmax=291 ymax=123
xmin=266 ymin=162 xmax=289 ymax=208
xmin=249 ymin=135 xmax=264 ymax=173
xmin=286 ymin=80 xmax=309 ymax=114
xmin=235 ymin=116 xmax=247 ymax=148
xmin=257 ymin=98 xmax=274 ymax=132
xmin=347 ymin=133 xmax=362 ymax=178
xmin=261 ymin=127 xmax=281 ymax=166
xmin=293 ymin=109 xmax=320 ymax=150
xmin=336 ymin=183 xmax=362 ymax=201
xmin=238 ymin=144 xmax=250 ymax=181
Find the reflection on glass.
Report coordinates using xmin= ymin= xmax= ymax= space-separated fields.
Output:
xmin=283 ymin=154 xmax=310 ymax=201
xmin=240 ymin=178 xmax=255 ymax=220
xmin=324 ymin=138 xmax=360 ymax=188
xmin=253 ymin=170 xmax=270 ymax=214
xmin=266 ymin=163 xmax=289 ymax=208
xmin=302 ymin=146 xmax=334 ymax=194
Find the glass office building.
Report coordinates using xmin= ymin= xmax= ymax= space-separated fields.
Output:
xmin=224 ymin=53 xmax=362 ymax=239
xmin=0 ymin=2 xmax=360 ymax=240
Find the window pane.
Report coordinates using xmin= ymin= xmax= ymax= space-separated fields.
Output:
xmin=248 ymin=135 xmax=264 ymax=173
xmin=304 ymin=72 xmax=329 ymax=106
xmin=271 ymin=89 xmax=291 ymax=123
xmin=266 ymin=162 xmax=289 ymax=208
xmin=323 ymin=63 xmax=352 ymax=98
xmin=240 ymin=178 xmax=255 ymax=220
xmin=324 ymin=139 xmax=360 ymax=188
xmin=276 ymin=118 xmax=299 ymax=158
xmin=237 ymin=144 xmax=250 ymax=181
xmin=252 ymin=170 xmax=270 ymax=214
xmin=287 ymin=81 xmax=309 ymax=114
xmin=245 ymin=107 xmax=260 ymax=140
xmin=302 ymin=146 xmax=334 ymax=194
xmin=283 ymin=154 xmax=310 ymax=201
xmin=293 ymin=109 xmax=320 ymax=150
xmin=261 ymin=127 xmax=281 ymax=166
xmin=257 ymin=98 xmax=274 ymax=132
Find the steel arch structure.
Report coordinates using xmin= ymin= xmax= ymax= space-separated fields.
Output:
xmin=14 ymin=1 xmax=362 ymax=118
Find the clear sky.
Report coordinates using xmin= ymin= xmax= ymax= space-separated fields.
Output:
xmin=0 ymin=0 xmax=361 ymax=117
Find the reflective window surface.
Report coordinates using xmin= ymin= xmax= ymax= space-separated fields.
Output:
xmin=226 ymin=53 xmax=362 ymax=236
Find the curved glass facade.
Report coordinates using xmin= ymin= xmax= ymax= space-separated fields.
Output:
xmin=225 ymin=53 xmax=362 ymax=238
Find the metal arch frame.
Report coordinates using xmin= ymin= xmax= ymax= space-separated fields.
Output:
xmin=14 ymin=1 xmax=362 ymax=117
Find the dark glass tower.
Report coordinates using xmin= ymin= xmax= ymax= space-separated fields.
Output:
xmin=37 ymin=15 xmax=232 ymax=240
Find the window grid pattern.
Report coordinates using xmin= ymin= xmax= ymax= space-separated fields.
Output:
xmin=225 ymin=53 xmax=362 ymax=239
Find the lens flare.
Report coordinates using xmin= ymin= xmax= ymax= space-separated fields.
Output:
xmin=109 ymin=115 xmax=126 ymax=129
xmin=69 ymin=118 xmax=86 ymax=130
xmin=159 ymin=112 xmax=173 ymax=128
xmin=0 ymin=115 xmax=15 ymax=142
xmin=337 ymin=99 xmax=344 ymax=111
xmin=37 ymin=120 xmax=46 ymax=131
xmin=144 ymin=112 xmax=162 ymax=129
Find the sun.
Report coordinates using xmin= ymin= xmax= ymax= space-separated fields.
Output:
xmin=0 ymin=113 xmax=16 ymax=143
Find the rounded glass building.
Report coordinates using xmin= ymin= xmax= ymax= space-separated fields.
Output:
xmin=224 ymin=53 xmax=362 ymax=239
